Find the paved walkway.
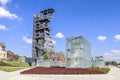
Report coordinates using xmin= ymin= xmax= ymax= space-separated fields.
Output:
xmin=0 ymin=67 xmax=120 ymax=80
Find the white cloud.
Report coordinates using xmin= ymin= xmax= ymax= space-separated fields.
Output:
xmin=0 ymin=0 xmax=11 ymax=5
xmin=97 ymin=35 xmax=106 ymax=41
xmin=0 ymin=24 xmax=8 ymax=30
xmin=114 ymin=34 xmax=120 ymax=42
xmin=111 ymin=50 xmax=120 ymax=54
xmin=54 ymin=32 xmax=64 ymax=38
xmin=0 ymin=7 xmax=19 ymax=20
xmin=104 ymin=49 xmax=120 ymax=63
xmin=23 ymin=36 xmax=32 ymax=44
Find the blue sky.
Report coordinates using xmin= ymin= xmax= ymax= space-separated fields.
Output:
xmin=0 ymin=0 xmax=120 ymax=62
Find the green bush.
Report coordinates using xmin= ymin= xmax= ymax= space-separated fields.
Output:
xmin=105 ymin=61 xmax=118 ymax=66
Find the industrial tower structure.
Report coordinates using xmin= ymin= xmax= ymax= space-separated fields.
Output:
xmin=32 ymin=8 xmax=54 ymax=66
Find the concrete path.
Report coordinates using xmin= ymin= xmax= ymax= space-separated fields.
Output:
xmin=0 ymin=67 xmax=33 ymax=80
xmin=0 ymin=67 xmax=120 ymax=80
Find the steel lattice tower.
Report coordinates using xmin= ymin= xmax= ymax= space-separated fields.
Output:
xmin=32 ymin=8 xmax=54 ymax=66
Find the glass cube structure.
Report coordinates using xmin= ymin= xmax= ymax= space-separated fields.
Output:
xmin=92 ymin=56 xmax=105 ymax=68
xmin=66 ymin=36 xmax=92 ymax=68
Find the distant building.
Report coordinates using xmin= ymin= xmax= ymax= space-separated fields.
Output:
xmin=19 ymin=56 xmax=26 ymax=63
xmin=92 ymin=56 xmax=105 ymax=68
xmin=66 ymin=36 xmax=92 ymax=68
xmin=0 ymin=42 xmax=5 ymax=51
xmin=0 ymin=42 xmax=18 ymax=60
xmin=0 ymin=43 xmax=6 ymax=59
xmin=19 ymin=56 xmax=32 ymax=64
xmin=6 ymin=51 xmax=18 ymax=59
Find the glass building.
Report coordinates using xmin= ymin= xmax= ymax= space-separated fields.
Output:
xmin=66 ymin=36 xmax=92 ymax=68
xmin=92 ymin=56 xmax=105 ymax=68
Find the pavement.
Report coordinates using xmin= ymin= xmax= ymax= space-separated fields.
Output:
xmin=0 ymin=66 xmax=120 ymax=80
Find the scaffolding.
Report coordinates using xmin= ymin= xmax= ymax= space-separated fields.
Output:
xmin=32 ymin=8 xmax=54 ymax=66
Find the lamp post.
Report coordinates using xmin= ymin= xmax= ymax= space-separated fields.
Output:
xmin=92 ymin=57 xmax=94 ymax=68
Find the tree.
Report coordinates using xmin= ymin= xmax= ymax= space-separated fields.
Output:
xmin=105 ymin=61 xmax=111 ymax=66
xmin=56 ymin=51 xmax=64 ymax=56
xmin=43 ymin=48 xmax=55 ymax=60
xmin=105 ymin=61 xmax=118 ymax=66
xmin=43 ymin=53 xmax=49 ymax=60
xmin=111 ymin=61 xmax=117 ymax=66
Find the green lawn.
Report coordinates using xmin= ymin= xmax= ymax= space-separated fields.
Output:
xmin=0 ymin=67 xmax=17 ymax=72
xmin=0 ymin=66 xmax=27 ymax=72
xmin=6 ymin=61 xmax=29 ymax=67
xmin=0 ymin=60 xmax=30 ymax=67
xmin=0 ymin=60 xmax=30 ymax=72
xmin=86 ymin=67 xmax=110 ymax=74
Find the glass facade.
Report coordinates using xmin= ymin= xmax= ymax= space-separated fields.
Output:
xmin=66 ymin=36 xmax=92 ymax=68
xmin=92 ymin=56 xmax=105 ymax=68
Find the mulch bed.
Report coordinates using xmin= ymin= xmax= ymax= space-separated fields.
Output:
xmin=21 ymin=67 xmax=104 ymax=74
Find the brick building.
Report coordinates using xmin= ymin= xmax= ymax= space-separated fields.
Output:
xmin=50 ymin=53 xmax=66 ymax=67
xmin=0 ymin=42 xmax=17 ymax=60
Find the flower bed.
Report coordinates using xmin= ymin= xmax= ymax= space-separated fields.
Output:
xmin=21 ymin=67 xmax=104 ymax=74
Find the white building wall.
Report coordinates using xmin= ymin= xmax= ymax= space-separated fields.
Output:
xmin=0 ymin=50 xmax=7 ymax=59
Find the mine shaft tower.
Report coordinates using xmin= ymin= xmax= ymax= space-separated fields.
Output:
xmin=32 ymin=8 xmax=54 ymax=66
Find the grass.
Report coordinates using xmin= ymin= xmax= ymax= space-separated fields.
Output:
xmin=98 ymin=68 xmax=110 ymax=74
xmin=0 ymin=60 xmax=30 ymax=72
xmin=6 ymin=61 xmax=29 ymax=67
xmin=86 ymin=67 xmax=110 ymax=74
xmin=0 ymin=60 xmax=29 ymax=67
xmin=0 ymin=66 xmax=27 ymax=72
xmin=0 ymin=60 xmax=30 ymax=67
xmin=0 ymin=67 xmax=17 ymax=72
xmin=0 ymin=61 xmax=12 ymax=66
